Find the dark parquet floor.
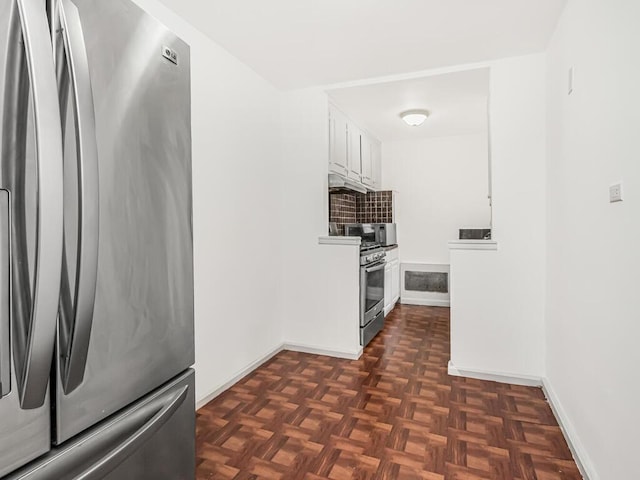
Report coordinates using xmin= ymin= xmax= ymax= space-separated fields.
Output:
xmin=196 ymin=305 xmax=581 ymax=479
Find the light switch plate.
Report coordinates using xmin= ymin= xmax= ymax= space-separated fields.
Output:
xmin=609 ymin=183 xmax=623 ymax=203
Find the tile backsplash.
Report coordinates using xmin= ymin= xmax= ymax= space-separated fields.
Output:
xmin=329 ymin=193 xmax=357 ymax=235
xmin=329 ymin=190 xmax=393 ymax=235
xmin=356 ymin=191 xmax=393 ymax=224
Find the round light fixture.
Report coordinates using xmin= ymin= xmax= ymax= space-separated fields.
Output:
xmin=400 ymin=109 xmax=430 ymax=127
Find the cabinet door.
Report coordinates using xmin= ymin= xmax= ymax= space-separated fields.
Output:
xmin=384 ymin=263 xmax=392 ymax=316
xmin=361 ymin=134 xmax=373 ymax=187
xmin=347 ymin=122 xmax=361 ymax=181
xmin=391 ymin=260 xmax=400 ymax=303
xmin=329 ymin=106 xmax=348 ymax=175
xmin=372 ymin=140 xmax=382 ymax=190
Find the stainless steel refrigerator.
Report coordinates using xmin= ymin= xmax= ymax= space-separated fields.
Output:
xmin=0 ymin=0 xmax=195 ymax=478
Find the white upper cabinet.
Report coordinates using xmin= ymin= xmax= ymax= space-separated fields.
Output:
xmin=328 ymin=103 xmax=382 ymax=191
xmin=328 ymin=105 xmax=348 ymax=176
xmin=360 ymin=134 xmax=373 ymax=187
xmin=371 ymin=139 xmax=382 ymax=190
xmin=347 ymin=122 xmax=361 ymax=181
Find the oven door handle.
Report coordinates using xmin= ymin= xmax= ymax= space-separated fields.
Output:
xmin=364 ymin=262 xmax=386 ymax=274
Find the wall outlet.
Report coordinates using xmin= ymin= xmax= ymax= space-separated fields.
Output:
xmin=609 ymin=183 xmax=623 ymax=203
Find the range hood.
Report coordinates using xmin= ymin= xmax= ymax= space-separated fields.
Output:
xmin=328 ymin=173 xmax=368 ymax=194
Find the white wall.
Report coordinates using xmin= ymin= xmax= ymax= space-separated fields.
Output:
xmin=132 ymin=0 xmax=285 ymax=404
xmin=383 ymin=134 xmax=490 ymax=264
xmin=279 ymin=89 xmax=362 ymax=358
xmin=545 ymin=1 xmax=640 ymax=478
xmin=449 ymin=54 xmax=547 ymax=378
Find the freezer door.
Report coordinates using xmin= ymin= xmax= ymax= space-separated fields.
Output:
xmin=6 ymin=369 xmax=195 ymax=480
xmin=54 ymin=0 xmax=194 ymax=444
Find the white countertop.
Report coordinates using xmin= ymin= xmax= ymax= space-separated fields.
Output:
xmin=318 ymin=236 xmax=361 ymax=246
xmin=448 ymin=239 xmax=498 ymax=250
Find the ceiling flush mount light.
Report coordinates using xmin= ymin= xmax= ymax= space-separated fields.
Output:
xmin=400 ymin=109 xmax=430 ymax=127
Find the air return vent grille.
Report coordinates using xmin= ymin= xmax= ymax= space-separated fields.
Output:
xmin=400 ymin=263 xmax=450 ymax=307
xmin=404 ymin=271 xmax=448 ymax=293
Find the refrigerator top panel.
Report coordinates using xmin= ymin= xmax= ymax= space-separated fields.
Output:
xmin=54 ymin=0 xmax=194 ymax=444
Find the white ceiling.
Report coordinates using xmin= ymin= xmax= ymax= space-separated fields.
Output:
xmin=328 ymin=68 xmax=489 ymax=142
xmin=157 ymin=0 xmax=566 ymax=90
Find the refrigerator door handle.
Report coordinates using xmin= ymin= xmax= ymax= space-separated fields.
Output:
xmin=9 ymin=0 xmax=65 ymax=410
xmin=54 ymin=0 xmax=99 ymax=394
xmin=0 ymin=190 xmax=10 ymax=398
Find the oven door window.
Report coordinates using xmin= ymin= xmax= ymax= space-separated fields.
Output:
xmin=364 ymin=264 xmax=385 ymax=312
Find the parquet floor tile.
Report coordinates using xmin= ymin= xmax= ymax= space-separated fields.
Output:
xmin=196 ymin=305 xmax=581 ymax=479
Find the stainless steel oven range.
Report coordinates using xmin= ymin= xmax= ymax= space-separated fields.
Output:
xmin=359 ymin=242 xmax=386 ymax=346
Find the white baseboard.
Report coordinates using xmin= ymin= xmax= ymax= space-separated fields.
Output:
xmin=542 ymin=378 xmax=597 ymax=480
xmin=283 ymin=342 xmax=363 ymax=360
xmin=196 ymin=342 xmax=362 ymax=410
xmin=401 ymin=297 xmax=451 ymax=307
xmin=195 ymin=344 xmax=284 ymax=410
xmin=447 ymin=361 xmax=542 ymax=387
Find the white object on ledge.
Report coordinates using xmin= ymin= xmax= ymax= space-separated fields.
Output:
xmin=318 ymin=236 xmax=361 ymax=246
xmin=448 ymin=240 xmax=498 ymax=251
